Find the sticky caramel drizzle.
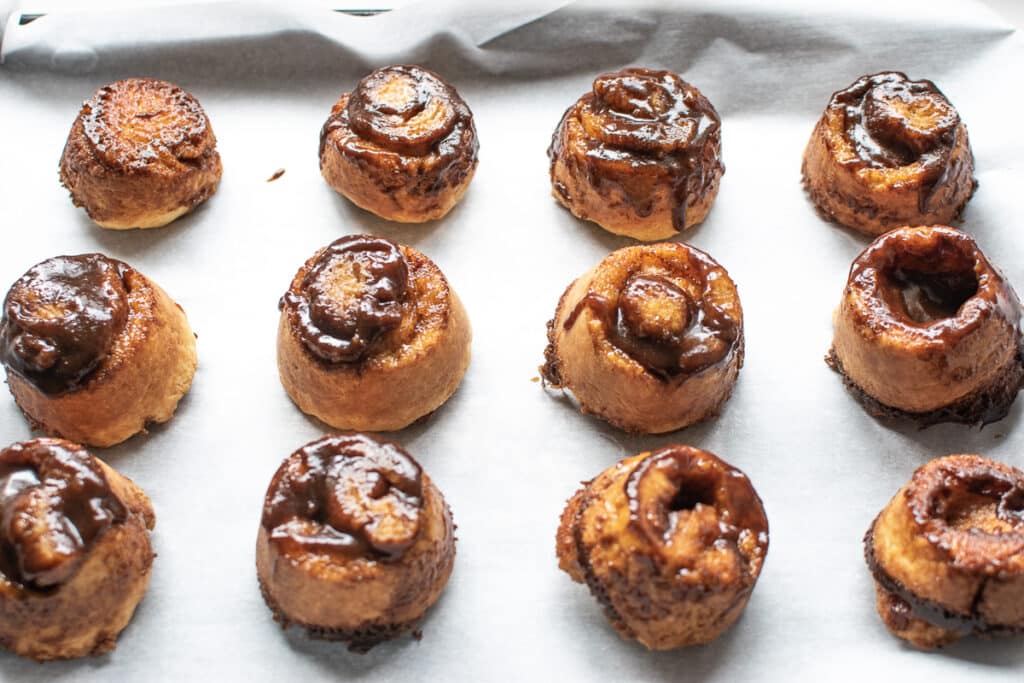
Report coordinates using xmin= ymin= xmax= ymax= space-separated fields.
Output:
xmin=0 ymin=439 xmax=126 ymax=589
xmin=262 ymin=434 xmax=424 ymax=562
xmin=624 ymin=446 xmax=768 ymax=575
xmin=281 ymin=235 xmax=409 ymax=364
xmin=0 ymin=254 xmax=130 ymax=395
xmin=563 ymin=253 xmax=739 ymax=379
xmin=848 ymin=227 xmax=1019 ymax=344
xmin=832 ymin=72 xmax=962 ymax=211
xmin=320 ymin=65 xmax=476 ymax=163
xmin=910 ymin=456 xmax=1024 ymax=570
xmin=550 ymin=68 xmax=723 ymax=232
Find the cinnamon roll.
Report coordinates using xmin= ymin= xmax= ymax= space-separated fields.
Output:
xmin=0 ymin=438 xmax=155 ymax=660
xmin=828 ymin=226 xmax=1024 ymax=426
xmin=557 ymin=445 xmax=768 ymax=649
xmin=802 ymin=72 xmax=976 ymax=237
xmin=866 ymin=454 xmax=1024 ymax=649
xmin=0 ymin=254 xmax=198 ymax=447
xmin=319 ymin=65 xmax=479 ymax=223
xmin=256 ymin=433 xmax=455 ymax=651
xmin=277 ymin=235 xmax=471 ymax=431
xmin=548 ymin=67 xmax=723 ymax=241
xmin=59 ymin=78 xmax=222 ymax=229
xmin=541 ymin=242 xmax=743 ymax=433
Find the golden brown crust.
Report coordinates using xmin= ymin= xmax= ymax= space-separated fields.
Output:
xmin=59 ymin=78 xmax=222 ymax=229
xmin=827 ymin=346 xmax=1024 ymax=427
xmin=320 ymin=65 xmax=478 ymax=223
xmin=801 ymin=72 xmax=975 ymax=237
xmin=256 ymin=575 xmax=423 ymax=653
xmin=3 ymin=260 xmax=198 ymax=448
xmin=865 ymin=454 xmax=1024 ymax=649
xmin=556 ymin=446 xmax=768 ymax=649
xmin=548 ymin=67 xmax=723 ymax=241
xmin=255 ymin=434 xmax=455 ymax=651
xmin=541 ymin=242 xmax=743 ymax=434
xmin=277 ymin=237 xmax=471 ymax=431
xmin=829 ymin=225 xmax=1023 ymax=424
xmin=0 ymin=439 xmax=155 ymax=661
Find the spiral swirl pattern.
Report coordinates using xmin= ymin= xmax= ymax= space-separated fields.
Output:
xmin=548 ymin=67 xmax=723 ymax=239
xmin=280 ymin=235 xmax=409 ymax=364
xmin=262 ymin=433 xmax=424 ymax=562
xmin=557 ymin=446 xmax=768 ymax=649
xmin=802 ymin=72 xmax=976 ymax=235
xmin=561 ymin=243 xmax=741 ymax=379
xmin=0 ymin=255 xmax=130 ymax=395
xmin=81 ymin=79 xmax=213 ymax=172
xmin=0 ymin=439 xmax=126 ymax=588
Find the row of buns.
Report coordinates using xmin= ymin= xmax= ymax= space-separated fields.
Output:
xmin=2 ymin=431 xmax=1020 ymax=658
xmin=58 ymin=66 xmax=976 ymax=239
xmin=5 ymin=216 xmax=1018 ymax=448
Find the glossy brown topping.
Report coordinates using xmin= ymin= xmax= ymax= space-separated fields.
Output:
xmin=321 ymin=65 xmax=476 ymax=161
xmin=280 ymin=235 xmax=409 ymax=364
xmin=565 ymin=248 xmax=740 ymax=379
xmin=904 ymin=455 xmax=1024 ymax=573
xmin=262 ymin=434 xmax=424 ymax=562
xmin=0 ymin=254 xmax=129 ymax=395
xmin=835 ymin=72 xmax=958 ymax=168
xmin=846 ymin=226 xmax=1020 ymax=343
xmin=549 ymin=68 xmax=722 ymax=231
xmin=0 ymin=439 xmax=126 ymax=588
xmin=830 ymin=72 xmax=963 ymax=209
xmin=80 ymin=78 xmax=214 ymax=172
xmin=625 ymin=446 xmax=768 ymax=576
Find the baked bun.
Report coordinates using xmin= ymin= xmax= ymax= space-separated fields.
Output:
xmin=59 ymin=77 xmax=222 ymax=229
xmin=548 ymin=67 xmax=723 ymax=241
xmin=802 ymin=72 xmax=975 ymax=236
xmin=557 ymin=445 xmax=768 ymax=649
xmin=828 ymin=225 xmax=1023 ymax=426
xmin=320 ymin=65 xmax=479 ymax=222
xmin=541 ymin=241 xmax=743 ymax=433
xmin=866 ymin=454 xmax=1024 ymax=649
xmin=277 ymin=234 xmax=471 ymax=431
xmin=0 ymin=253 xmax=198 ymax=447
xmin=0 ymin=438 xmax=155 ymax=660
xmin=256 ymin=433 xmax=455 ymax=651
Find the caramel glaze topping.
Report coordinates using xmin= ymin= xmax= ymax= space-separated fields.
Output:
xmin=320 ymin=65 xmax=477 ymax=177
xmin=831 ymin=72 xmax=967 ymax=212
xmin=80 ymin=78 xmax=214 ymax=172
xmin=262 ymin=434 xmax=424 ymax=562
xmin=548 ymin=68 xmax=723 ymax=232
xmin=0 ymin=439 xmax=126 ymax=589
xmin=563 ymin=250 xmax=740 ymax=379
xmin=625 ymin=446 xmax=767 ymax=578
xmin=846 ymin=226 xmax=1021 ymax=345
xmin=280 ymin=235 xmax=409 ymax=364
xmin=866 ymin=455 xmax=1024 ymax=635
xmin=907 ymin=455 xmax=1024 ymax=572
xmin=0 ymin=254 xmax=130 ymax=395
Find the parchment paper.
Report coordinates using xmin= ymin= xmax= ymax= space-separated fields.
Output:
xmin=0 ymin=1 xmax=1022 ymax=680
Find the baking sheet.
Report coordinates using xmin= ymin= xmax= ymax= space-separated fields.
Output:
xmin=0 ymin=0 xmax=1023 ymax=680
